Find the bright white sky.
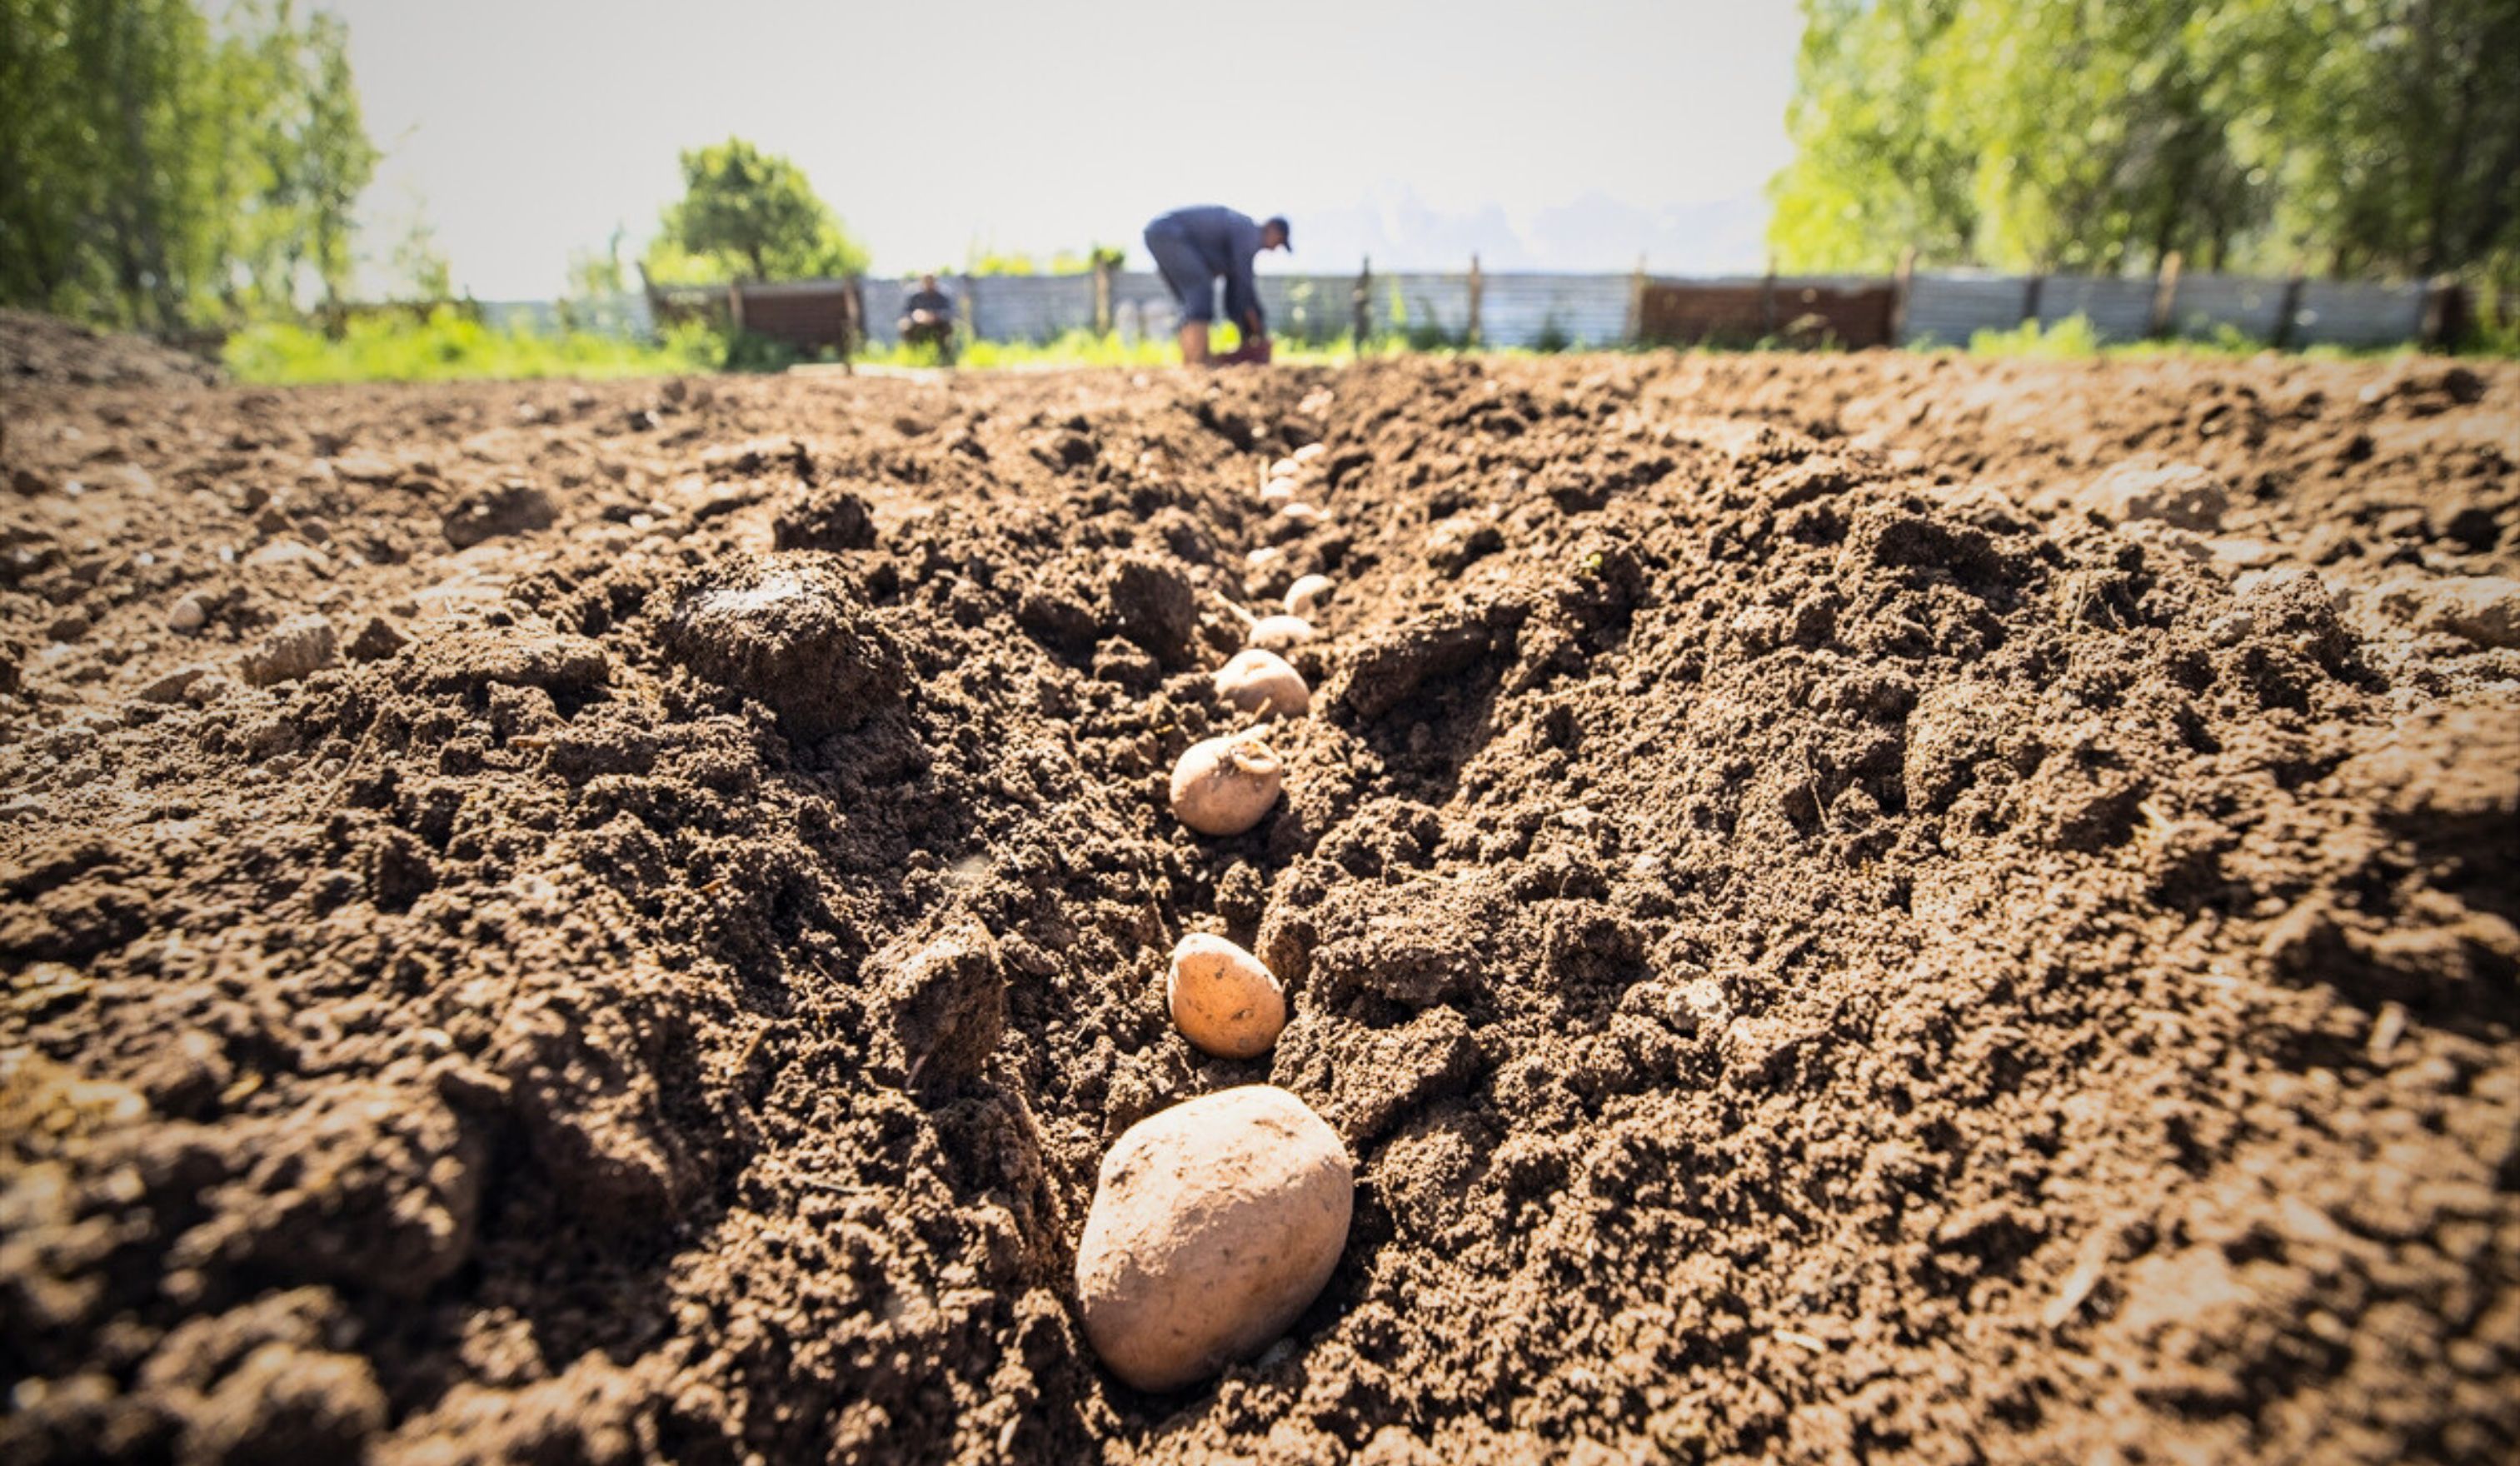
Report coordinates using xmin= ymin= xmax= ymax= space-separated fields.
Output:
xmin=332 ymin=0 xmax=1805 ymax=300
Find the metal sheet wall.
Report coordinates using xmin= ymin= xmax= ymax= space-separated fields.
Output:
xmin=1479 ymin=274 xmax=1632 ymax=347
xmin=685 ymin=267 xmax=2452 ymax=353
xmin=2168 ymin=275 xmax=2288 ymax=341
xmin=2292 ymin=281 xmax=2429 ymax=348
xmin=1900 ymin=274 xmax=2034 ymax=347
xmin=2033 ymin=276 xmax=2158 ymax=339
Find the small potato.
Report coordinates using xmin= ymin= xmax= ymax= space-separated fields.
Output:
xmin=1260 ymin=476 xmax=1298 ymax=506
xmin=1248 ymin=614 xmax=1314 ymax=654
xmin=1167 ymin=933 xmax=1287 ymax=1058
xmin=1283 ymin=574 xmax=1331 ymax=621
xmin=1170 ymin=734 xmax=1282 ymax=835
xmin=1277 ymin=501 xmax=1325 ymax=527
xmin=1291 ymin=442 xmax=1326 ymax=464
xmin=1076 ymin=1085 xmax=1352 ymax=1392
xmin=1268 ymin=456 xmax=1302 ymax=479
xmin=1213 ymin=648 xmax=1310 ymax=719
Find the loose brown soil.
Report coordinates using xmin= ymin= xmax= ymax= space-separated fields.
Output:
xmin=2 ymin=343 xmax=2513 ymax=1465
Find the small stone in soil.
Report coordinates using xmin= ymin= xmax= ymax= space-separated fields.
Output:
xmin=239 ymin=614 xmax=337 ymax=686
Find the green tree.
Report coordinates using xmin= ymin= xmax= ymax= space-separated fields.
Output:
xmin=0 ymin=0 xmax=377 ymax=327
xmin=643 ymin=138 xmax=866 ymax=284
xmin=1766 ymin=0 xmax=1980 ymax=273
xmin=559 ymin=225 xmax=636 ymax=334
xmin=387 ymin=202 xmax=454 ymax=302
xmin=2254 ymin=0 xmax=2520 ymax=279
xmin=1768 ymin=0 xmax=2520 ymax=282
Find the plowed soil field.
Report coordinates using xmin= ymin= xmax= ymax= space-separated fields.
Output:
xmin=3 ymin=330 xmax=2515 ymax=1465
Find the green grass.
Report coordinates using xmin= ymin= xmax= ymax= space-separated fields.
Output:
xmin=1961 ymin=312 xmax=2434 ymax=362
xmin=224 ymin=307 xmax=718 ymax=383
xmin=225 ymin=304 xmax=2493 ymax=385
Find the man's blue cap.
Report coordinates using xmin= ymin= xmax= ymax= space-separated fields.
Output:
xmin=1265 ymin=216 xmax=1292 ymax=252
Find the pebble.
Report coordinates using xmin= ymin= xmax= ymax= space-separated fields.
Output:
xmin=167 ymin=595 xmax=207 ymax=634
xmin=138 ymin=665 xmax=212 ymax=704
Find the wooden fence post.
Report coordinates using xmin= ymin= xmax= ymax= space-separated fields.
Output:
xmin=2147 ymin=251 xmax=2183 ymax=339
xmin=2418 ymin=274 xmax=2460 ymax=351
xmin=2273 ymin=266 xmax=2307 ymax=349
xmin=1761 ymin=256 xmax=1779 ymax=337
xmin=843 ymin=279 xmax=863 ymax=372
xmin=2021 ymin=272 xmax=2045 ymax=326
xmin=728 ymin=281 xmax=746 ymax=334
xmin=1889 ymin=246 xmax=1917 ymax=346
xmin=1624 ymin=255 xmax=1647 ymax=344
xmin=962 ymin=273 xmax=981 ymax=342
xmin=1093 ymin=258 xmax=1113 ymax=336
xmin=1466 ymin=254 xmax=1483 ymax=347
xmin=1352 ymin=257 xmax=1372 ymax=348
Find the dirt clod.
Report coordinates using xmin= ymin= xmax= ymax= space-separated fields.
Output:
xmin=661 ymin=558 xmax=906 ymax=739
xmin=237 ymin=613 xmax=336 ymax=686
xmin=441 ymin=478 xmax=555 ymax=549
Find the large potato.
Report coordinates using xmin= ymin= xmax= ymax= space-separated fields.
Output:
xmin=1075 ymin=1086 xmax=1352 ymax=1392
xmin=1167 ymin=933 xmax=1287 ymax=1058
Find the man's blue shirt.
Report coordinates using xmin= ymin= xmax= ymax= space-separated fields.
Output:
xmin=1148 ymin=206 xmax=1265 ymax=325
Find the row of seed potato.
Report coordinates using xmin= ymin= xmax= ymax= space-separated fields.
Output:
xmin=1075 ymin=433 xmax=1355 ymax=1394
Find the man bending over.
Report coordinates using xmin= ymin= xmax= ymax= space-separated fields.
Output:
xmin=1141 ymin=207 xmax=1290 ymax=366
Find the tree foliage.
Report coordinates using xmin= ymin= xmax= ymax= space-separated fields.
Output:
xmin=1 ymin=0 xmax=377 ymax=327
xmin=642 ymin=139 xmax=866 ymax=285
xmin=1769 ymin=0 xmax=2520 ymax=282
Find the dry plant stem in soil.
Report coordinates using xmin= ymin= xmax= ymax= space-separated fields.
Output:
xmin=0 ymin=326 xmax=2514 ymax=1465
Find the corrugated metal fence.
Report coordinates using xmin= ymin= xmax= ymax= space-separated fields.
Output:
xmin=660 ymin=263 xmax=2468 ymax=355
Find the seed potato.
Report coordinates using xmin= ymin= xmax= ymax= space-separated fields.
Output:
xmin=1213 ymin=648 xmax=1310 ymax=719
xmin=1167 ymin=933 xmax=1287 ymax=1058
xmin=1248 ymin=614 xmax=1314 ymax=653
xmin=1283 ymin=574 xmax=1331 ymax=621
xmin=1169 ymin=734 xmax=1283 ymax=835
xmin=1075 ymin=1085 xmax=1352 ymax=1392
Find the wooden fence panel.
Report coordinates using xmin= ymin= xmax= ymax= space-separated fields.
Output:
xmin=1642 ymin=278 xmax=1895 ymax=347
xmin=730 ymin=281 xmax=859 ymax=355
